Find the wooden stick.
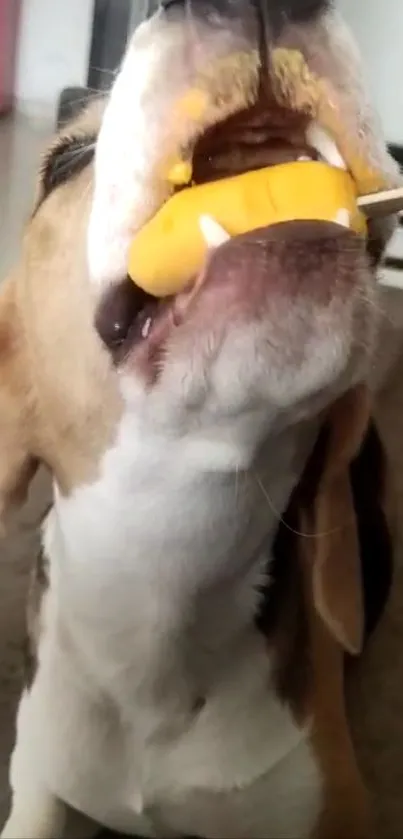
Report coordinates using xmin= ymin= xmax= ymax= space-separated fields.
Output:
xmin=356 ymin=188 xmax=403 ymax=290
xmin=358 ymin=186 xmax=403 ymax=218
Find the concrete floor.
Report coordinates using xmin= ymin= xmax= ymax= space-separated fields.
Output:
xmin=0 ymin=112 xmax=52 ymax=278
xmin=0 ymin=111 xmax=53 ymax=823
xmin=1 ymin=111 xmax=403 ymax=837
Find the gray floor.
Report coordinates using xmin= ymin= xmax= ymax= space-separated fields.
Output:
xmin=0 ymin=112 xmax=52 ymax=278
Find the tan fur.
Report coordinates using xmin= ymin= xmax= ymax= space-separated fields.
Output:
xmin=0 ymin=277 xmax=37 ymax=523
xmin=310 ymin=387 xmax=370 ymax=656
xmin=268 ymin=388 xmax=376 ymax=837
xmin=0 ymin=106 xmax=122 ymax=515
xmin=300 ymin=389 xmax=374 ymax=838
xmin=22 ymin=168 xmax=122 ymax=493
xmin=308 ymin=589 xmax=373 ymax=839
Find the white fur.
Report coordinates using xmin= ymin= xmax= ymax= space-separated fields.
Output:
xmin=6 ymin=414 xmax=321 ymax=839
xmin=88 ymin=13 xmax=257 ymax=289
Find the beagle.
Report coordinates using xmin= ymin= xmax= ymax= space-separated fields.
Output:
xmin=0 ymin=1 xmax=400 ymax=837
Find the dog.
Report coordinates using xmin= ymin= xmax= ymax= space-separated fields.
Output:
xmin=0 ymin=1 xmax=402 ymax=837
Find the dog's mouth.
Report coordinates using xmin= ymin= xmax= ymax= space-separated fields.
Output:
xmin=90 ymin=0 xmax=400 ymax=383
xmin=95 ymin=101 xmax=352 ymax=372
xmin=191 ymin=102 xmax=339 ymax=185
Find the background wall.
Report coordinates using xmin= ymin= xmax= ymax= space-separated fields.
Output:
xmin=339 ymin=0 xmax=403 ymax=144
xmin=15 ymin=0 xmax=95 ymax=120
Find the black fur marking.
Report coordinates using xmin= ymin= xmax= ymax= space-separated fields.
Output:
xmin=35 ymin=133 xmax=96 ymax=214
xmin=22 ymin=636 xmax=37 ymax=692
xmin=351 ymin=421 xmax=393 ymax=639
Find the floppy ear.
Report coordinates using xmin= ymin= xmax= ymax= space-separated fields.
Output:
xmin=305 ymin=386 xmax=371 ymax=655
xmin=0 ymin=277 xmax=38 ymax=526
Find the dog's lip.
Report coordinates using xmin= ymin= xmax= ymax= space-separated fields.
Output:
xmin=190 ymin=102 xmax=318 ymax=185
xmin=95 ymin=106 xmax=353 ymax=368
xmin=95 ymin=280 xmax=166 ymax=355
xmin=95 ymin=219 xmax=360 ymax=384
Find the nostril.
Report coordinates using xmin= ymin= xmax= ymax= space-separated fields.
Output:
xmin=95 ymin=278 xmax=153 ymax=351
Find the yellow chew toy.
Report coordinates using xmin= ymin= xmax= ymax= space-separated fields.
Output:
xmin=128 ymin=161 xmax=367 ymax=298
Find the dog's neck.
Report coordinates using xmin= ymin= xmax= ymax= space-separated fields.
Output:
xmin=46 ymin=412 xmax=318 ymax=713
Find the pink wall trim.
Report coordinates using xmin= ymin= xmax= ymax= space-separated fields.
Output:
xmin=0 ymin=0 xmax=22 ymax=114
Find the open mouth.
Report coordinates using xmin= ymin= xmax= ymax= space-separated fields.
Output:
xmin=191 ymin=103 xmax=346 ymax=186
xmin=95 ymin=101 xmax=353 ymax=367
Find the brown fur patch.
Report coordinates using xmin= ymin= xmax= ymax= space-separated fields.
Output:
xmin=0 ymin=101 xmax=123 ymax=520
xmin=264 ymin=389 xmax=388 ymax=837
xmin=300 ymin=389 xmax=374 ymax=837
xmin=306 ymin=562 xmax=373 ymax=839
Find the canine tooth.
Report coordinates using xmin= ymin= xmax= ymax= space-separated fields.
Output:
xmin=334 ymin=209 xmax=350 ymax=228
xmin=199 ymin=215 xmax=231 ymax=248
xmin=298 ymin=155 xmax=312 ymax=162
xmin=306 ymin=123 xmax=347 ymax=170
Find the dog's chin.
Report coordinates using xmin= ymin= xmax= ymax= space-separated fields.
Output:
xmin=95 ymin=217 xmax=375 ymax=420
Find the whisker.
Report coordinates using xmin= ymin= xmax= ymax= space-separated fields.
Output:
xmin=356 ymin=287 xmax=392 ymax=325
xmin=88 ymin=65 xmax=117 ymax=79
xmin=84 ymin=87 xmax=109 ymax=97
xmin=254 ymin=473 xmax=354 ymax=540
xmin=65 ymin=89 xmax=105 ymax=106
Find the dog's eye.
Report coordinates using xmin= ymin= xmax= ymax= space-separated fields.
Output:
xmin=35 ymin=133 xmax=97 ymax=213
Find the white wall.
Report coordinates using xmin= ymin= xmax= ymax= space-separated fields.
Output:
xmin=15 ymin=0 xmax=95 ymax=121
xmin=340 ymin=0 xmax=403 ymax=144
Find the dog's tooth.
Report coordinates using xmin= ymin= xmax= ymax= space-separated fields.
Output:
xmin=199 ymin=215 xmax=231 ymax=249
xmin=334 ymin=209 xmax=350 ymax=228
xmin=306 ymin=123 xmax=347 ymax=170
xmin=298 ymin=155 xmax=312 ymax=162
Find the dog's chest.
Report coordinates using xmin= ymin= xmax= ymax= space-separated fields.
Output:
xmin=27 ymin=420 xmax=322 ymax=836
xmin=28 ymin=604 xmax=321 ymax=838
xmin=33 ymin=551 xmax=322 ymax=835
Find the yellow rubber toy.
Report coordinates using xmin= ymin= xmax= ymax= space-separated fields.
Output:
xmin=128 ymin=161 xmax=366 ymax=298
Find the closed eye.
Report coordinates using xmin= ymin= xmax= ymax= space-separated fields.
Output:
xmin=34 ymin=132 xmax=97 ymax=214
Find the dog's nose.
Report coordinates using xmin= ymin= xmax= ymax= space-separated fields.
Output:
xmin=160 ymin=0 xmax=328 ymax=31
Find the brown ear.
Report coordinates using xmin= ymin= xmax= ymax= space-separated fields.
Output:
xmin=308 ymin=386 xmax=371 ymax=655
xmin=0 ymin=278 xmax=37 ymax=526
